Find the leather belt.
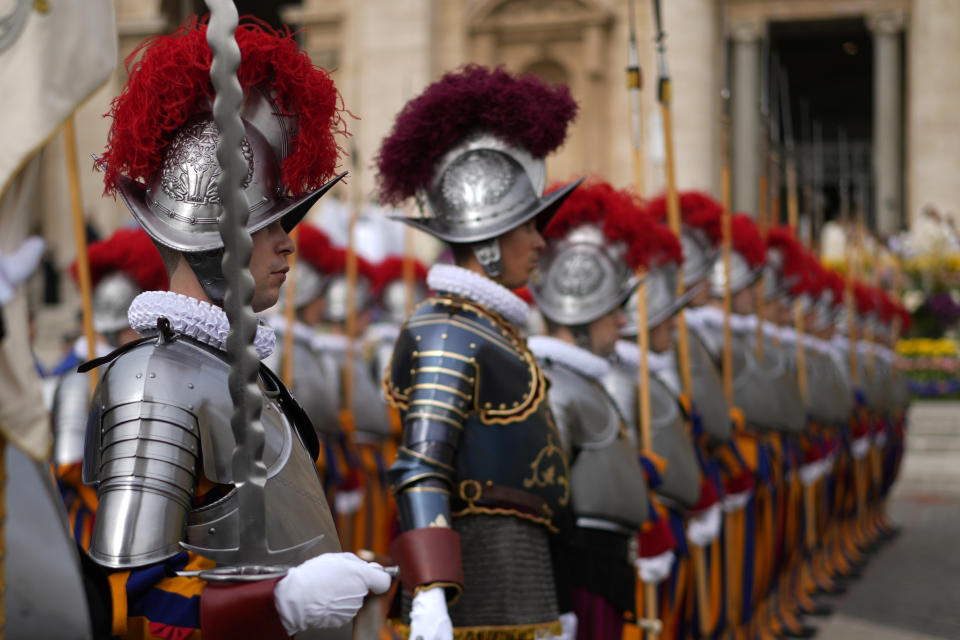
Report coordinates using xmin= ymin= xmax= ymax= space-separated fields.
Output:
xmin=454 ymin=479 xmax=552 ymax=520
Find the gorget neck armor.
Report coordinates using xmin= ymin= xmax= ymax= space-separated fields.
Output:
xmin=128 ymin=290 xmax=276 ymax=359
xmin=426 ymin=263 xmax=529 ymax=326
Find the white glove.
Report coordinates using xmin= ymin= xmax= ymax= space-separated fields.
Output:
xmin=687 ymin=503 xmax=722 ymax=547
xmin=409 ymin=585 xmax=453 ymax=640
xmin=635 ymin=550 xmax=675 ymax=584
xmin=851 ymin=436 xmax=870 ymax=460
xmin=800 ymin=462 xmax=821 ymax=487
xmin=722 ymin=490 xmax=752 ymax=514
xmin=335 ymin=487 xmax=365 ymax=516
xmin=274 ymin=552 xmax=391 ymax=635
xmin=0 ymin=236 xmax=45 ymax=305
xmin=551 ymin=612 xmax=578 ymax=640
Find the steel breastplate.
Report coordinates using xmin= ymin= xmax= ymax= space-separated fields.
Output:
xmin=731 ymin=332 xmax=804 ymax=432
xmin=543 ymin=362 xmax=647 ymax=531
xmin=649 ymin=374 xmax=701 ymax=508
xmin=267 ymin=336 xmax=343 ymax=438
xmin=186 ymin=372 xmax=341 ymax=563
xmin=683 ymin=331 xmax=732 ymax=441
xmin=322 ymin=349 xmax=392 ymax=442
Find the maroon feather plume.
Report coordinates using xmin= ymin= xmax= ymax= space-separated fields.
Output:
xmin=376 ymin=65 xmax=578 ymax=205
xmin=72 ymin=228 xmax=168 ymax=292
xmin=99 ymin=16 xmax=346 ymax=196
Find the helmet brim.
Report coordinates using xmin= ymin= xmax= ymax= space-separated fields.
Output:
xmin=116 ymin=171 xmax=347 ymax=253
xmin=390 ymin=176 xmax=585 ymax=244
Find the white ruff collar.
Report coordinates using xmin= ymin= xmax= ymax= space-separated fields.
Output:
xmin=528 ymin=336 xmax=611 ymax=378
xmin=427 ymin=264 xmax=529 ymax=326
xmin=686 ymin=305 xmax=760 ymax=335
xmin=128 ymin=291 xmax=276 ymax=360
xmin=613 ymin=339 xmax=674 ymax=373
xmin=265 ymin=315 xmax=317 ymax=347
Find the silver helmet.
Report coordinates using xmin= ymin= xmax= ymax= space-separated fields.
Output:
xmin=680 ymin=228 xmax=717 ymax=289
xmin=709 ymin=249 xmax=763 ymax=298
xmin=395 ymin=133 xmax=582 ymax=276
xmin=92 ymin=272 xmax=139 ymax=334
xmin=812 ymin=288 xmax=839 ymax=333
xmin=115 ymin=90 xmax=344 ymax=254
xmin=531 ymin=224 xmax=639 ymax=326
xmin=324 ymin=274 xmax=372 ymax=324
xmin=621 ymin=262 xmax=697 ymax=336
xmin=379 ymin=279 xmax=427 ymax=325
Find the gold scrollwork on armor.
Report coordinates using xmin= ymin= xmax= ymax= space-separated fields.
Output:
xmin=521 ymin=433 xmax=569 ymax=507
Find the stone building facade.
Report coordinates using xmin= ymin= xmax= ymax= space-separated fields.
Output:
xmin=45 ymin=0 xmax=960 ymax=269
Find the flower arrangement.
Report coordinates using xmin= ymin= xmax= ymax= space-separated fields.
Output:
xmin=896 ymin=338 xmax=960 ymax=399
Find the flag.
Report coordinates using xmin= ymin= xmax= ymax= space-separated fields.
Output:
xmin=0 ymin=0 xmax=117 ymax=461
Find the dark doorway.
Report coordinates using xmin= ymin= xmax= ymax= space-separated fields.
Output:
xmin=768 ymin=18 xmax=874 ymax=231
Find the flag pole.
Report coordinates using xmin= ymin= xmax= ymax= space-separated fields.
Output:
xmin=626 ymin=2 xmax=659 ymax=635
xmin=651 ymin=2 xmax=710 ymax=635
xmin=64 ymin=119 xmax=99 ymax=387
xmin=281 ymin=227 xmax=300 ymax=387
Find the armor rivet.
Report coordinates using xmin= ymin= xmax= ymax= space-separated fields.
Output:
xmin=136 ymin=373 xmax=142 ymax=379
xmin=188 ymin=404 xmax=194 ymax=410
xmin=441 ymin=333 xmax=448 ymax=339
xmin=187 ymin=383 xmax=194 ymax=389
xmin=415 ymin=335 xmax=422 ymax=341
xmin=484 ymin=402 xmax=492 ymax=409
xmin=499 ymin=403 xmax=506 ymax=409
xmin=208 ymin=527 xmax=216 ymax=534
xmin=149 ymin=372 xmax=156 ymax=378
xmin=469 ymin=343 xmax=476 ymax=349
xmin=513 ymin=401 xmax=519 ymax=407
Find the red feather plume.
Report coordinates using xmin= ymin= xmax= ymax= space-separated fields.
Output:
xmin=853 ymin=282 xmax=877 ymax=314
xmin=296 ymin=223 xmax=333 ymax=275
xmin=822 ymin=268 xmax=845 ymax=306
xmin=375 ymin=65 xmax=578 ymax=205
xmin=72 ymin=228 xmax=169 ymax=292
xmin=371 ymin=255 xmax=428 ymax=295
xmin=512 ymin=286 xmax=535 ymax=306
xmin=730 ymin=214 xmax=766 ymax=268
xmin=543 ymin=179 xmax=681 ymax=269
xmin=99 ymin=16 xmax=346 ymax=196
xmin=646 ymin=191 xmax=724 ymax=245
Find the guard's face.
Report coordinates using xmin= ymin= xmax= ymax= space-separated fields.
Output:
xmin=689 ymin=279 xmax=711 ymax=307
xmin=650 ymin=315 xmax=677 ymax=353
xmin=250 ymin=221 xmax=296 ymax=312
xmin=732 ymin=286 xmax=755 ymax=315
xmin=588 ymin=307 xmax=627 ymax=358
xmin=496 ymin=220 xmax=546 ymax=290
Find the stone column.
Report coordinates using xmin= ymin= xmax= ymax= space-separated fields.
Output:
xmin=867 ymin=10 xmax=906 ymax=234
xmin=906 ymin=0 xmax=960 ymax=230
xmin=730 ymin=20 xmax=762 ymax=215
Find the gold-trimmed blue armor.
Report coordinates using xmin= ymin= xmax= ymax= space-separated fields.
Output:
xmin=385 ymin=295 xmax=570 ymax=534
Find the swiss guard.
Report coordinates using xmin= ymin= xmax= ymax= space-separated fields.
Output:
xmin=53 ymin=227 xmax=167 ymax=549
xmin=263 ymin=223 xmax=351 ymax=505
xmin=376 ymin=64 xmax=581 ymax=639
xmin=81 ymin=17 xmax=390 ymax=639
xmin=528 ymin=180 xmax=652 ymax=639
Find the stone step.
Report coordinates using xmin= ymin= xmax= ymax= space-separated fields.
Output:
xmin=907 ymin=434 xmax=960 ymax=452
